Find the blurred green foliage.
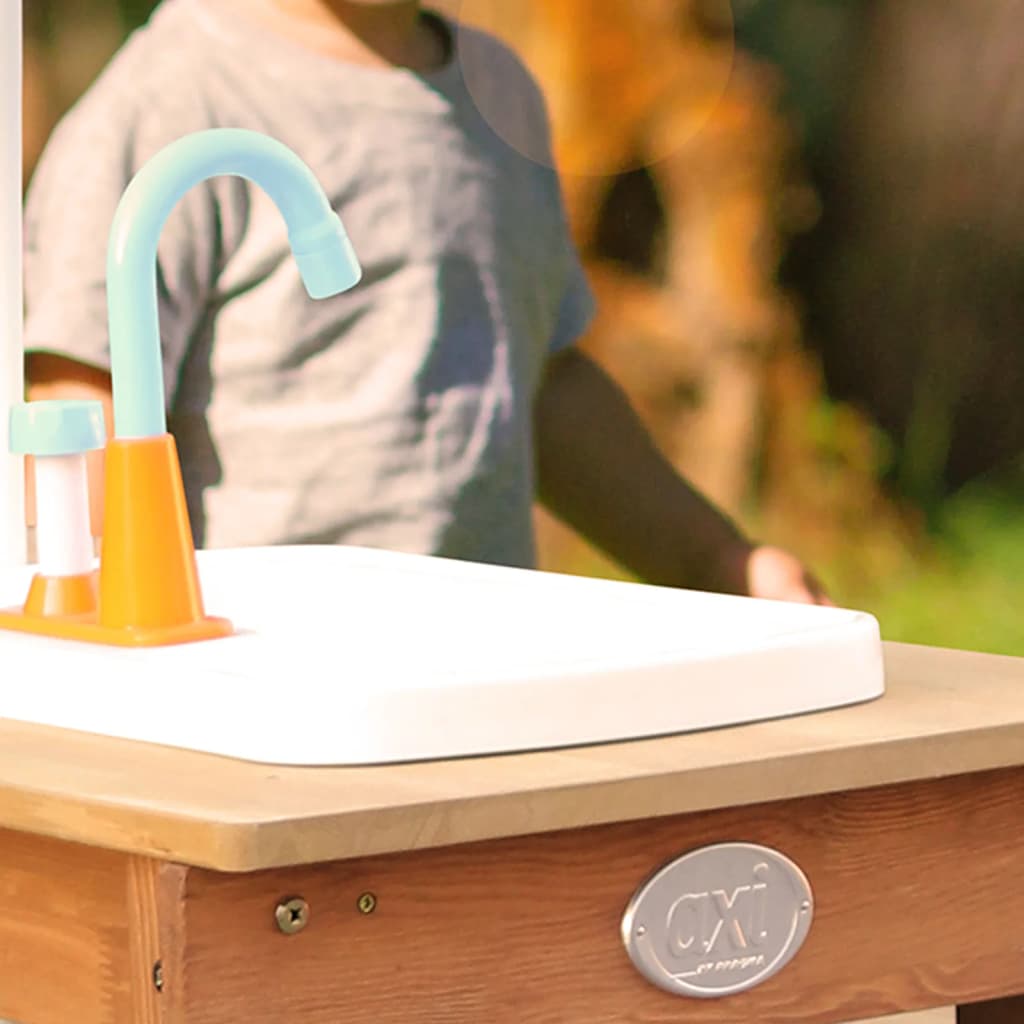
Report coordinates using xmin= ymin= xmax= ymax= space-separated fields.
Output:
xmin=734 ymin=0 xmax=868 ymax=161
xmin=860 ymin=475 xmax=1024 ymax=657
xmin=116 ymin=0 xmax=159 ymax=30
xmin=27 ymin=0 xmax=156 ymax=40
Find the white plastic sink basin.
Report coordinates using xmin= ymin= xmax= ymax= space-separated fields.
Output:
xmin=0 ymin=545 xmax=884 ymax=765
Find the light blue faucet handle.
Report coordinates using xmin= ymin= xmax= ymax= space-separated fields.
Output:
xmin=289 ymin=212 xmax=362 ymax=300
xmin=9 ymin=400 xmax=107 ymax=457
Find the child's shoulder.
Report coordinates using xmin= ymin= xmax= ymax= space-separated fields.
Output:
xmin=43 ymin=2 xmax=224 ymax=161
xmin=446 ymin=17 xmax=544 ymax=96
xmin=443 ymin=16 xmax=555 ymax=156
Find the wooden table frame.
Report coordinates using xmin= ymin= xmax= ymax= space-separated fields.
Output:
xmin=1 ymin=643 xmax=1023 ymax=1023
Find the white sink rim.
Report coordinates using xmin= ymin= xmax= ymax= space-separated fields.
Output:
xmin=0 ymin=545 xmax=885 ymax=766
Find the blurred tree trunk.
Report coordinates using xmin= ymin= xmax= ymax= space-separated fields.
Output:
xmin=806 ymin=0 xmax=1024 ymax=508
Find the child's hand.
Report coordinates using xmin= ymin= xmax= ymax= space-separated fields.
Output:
xmin=743 ymin=545 xmax=835 ymax=606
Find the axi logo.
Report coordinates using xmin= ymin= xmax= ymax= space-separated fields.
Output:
xmin=622 ymin=843 xmax=813 ymax=998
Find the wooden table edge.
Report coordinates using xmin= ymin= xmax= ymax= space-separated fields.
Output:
xmin=1 ymin=720 xmax=1022 ymax=872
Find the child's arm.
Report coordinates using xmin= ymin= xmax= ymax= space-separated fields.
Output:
xmin=534 ymin=345 xmax=831 ymax=603
xmin=24 ymin=353 xmax=114 ymax=538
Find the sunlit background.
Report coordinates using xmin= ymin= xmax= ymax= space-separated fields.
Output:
xmin=22 ymin=0 xmax=1024 ymax=656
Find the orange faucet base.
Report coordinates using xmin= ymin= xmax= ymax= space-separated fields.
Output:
xmin=0 ymin=434 xmax=234 ymax=648
xmin=0 ymin=600 xmax=233 ymax=647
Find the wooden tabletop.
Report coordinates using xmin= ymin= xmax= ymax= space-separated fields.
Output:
xmin=0 ymin=642 xmax=1022 ymax=872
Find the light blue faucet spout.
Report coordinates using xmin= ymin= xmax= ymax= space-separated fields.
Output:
xmin=107 ymin=129 xmax=362 ymax=438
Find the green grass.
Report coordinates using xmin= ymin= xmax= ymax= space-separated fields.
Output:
xmin=849 ymin=479 xmax=1023 ymax=657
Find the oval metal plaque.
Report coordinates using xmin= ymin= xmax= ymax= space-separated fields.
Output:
xmin=621 ymin=842 xmax=813 ymax=998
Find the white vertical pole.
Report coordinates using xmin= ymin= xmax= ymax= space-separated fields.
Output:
xmin=1 ymin=0 xmax=26 ymax=567
xmin=35 ymin=455 xmax=93 ymax=576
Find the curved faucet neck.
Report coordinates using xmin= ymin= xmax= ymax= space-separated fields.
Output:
xmin=106 ymin=129 xmax=358 ymax=439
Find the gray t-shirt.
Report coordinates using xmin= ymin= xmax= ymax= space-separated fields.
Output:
xmin=24 ymin=0 xmax=594 ymax=568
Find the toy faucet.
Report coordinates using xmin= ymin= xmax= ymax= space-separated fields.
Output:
xmin=0 ymin=129 xmax=362 ymax=646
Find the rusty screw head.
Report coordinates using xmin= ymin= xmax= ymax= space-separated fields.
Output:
xmin=357 ymin=892 xmax=377 ymax=915
xmin=275 ymin=896 xmax=310 ymax=935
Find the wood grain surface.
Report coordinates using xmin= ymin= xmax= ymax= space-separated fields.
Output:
xmin=0 ymin=643 xmax=1023 ymax=871
xmin=0 ymin=832 xmax=164 ymax=1024
xmin=156 ymin=766 xmax=1024 ymax=1024
xmin=872 ymin=1014 xmax=951 ymax=1024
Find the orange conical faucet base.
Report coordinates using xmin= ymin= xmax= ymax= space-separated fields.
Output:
xmin=99 ymin=435 xmax=201 ymax=628
xmin=97 ymin=434 xmax=233 ymax=643
xmin=0 ymin=434 xmax=232 ymax=646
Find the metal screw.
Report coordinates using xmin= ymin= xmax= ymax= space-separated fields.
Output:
xmin=152 ymin=961 xmax=164 ymax=992
xmin=357 ymin=892 xmax=377 ymax=915
xmin=275 ymin=896 xmax=311 ymax=935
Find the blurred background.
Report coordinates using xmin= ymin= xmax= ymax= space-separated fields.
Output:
xmin=21 ymin=0 xmax=1024 ymax=656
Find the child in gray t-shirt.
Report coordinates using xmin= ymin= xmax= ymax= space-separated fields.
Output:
xmin=24 ymin=0 xmax=830 ymax=603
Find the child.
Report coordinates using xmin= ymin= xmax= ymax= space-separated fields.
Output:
xmin=24 ymin=0 xmax=830 ymax=604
